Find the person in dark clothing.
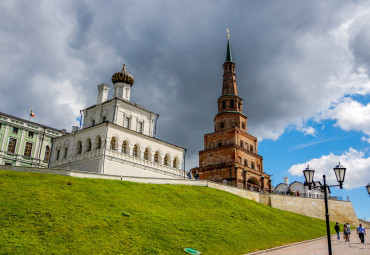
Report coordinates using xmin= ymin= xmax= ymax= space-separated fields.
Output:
xmin=334 ymin=222 xmax=340 ymax=240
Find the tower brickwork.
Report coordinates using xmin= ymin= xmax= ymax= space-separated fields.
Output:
xmin=191 ymin=35 xmax=271 ymax=192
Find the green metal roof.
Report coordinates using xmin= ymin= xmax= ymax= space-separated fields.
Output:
xmin=226 ymin=39 xmax=233 ymax=62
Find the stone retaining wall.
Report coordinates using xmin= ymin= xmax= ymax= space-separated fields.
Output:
xmin=0 ymin=165 xmax=208 ymax=186
xmin=207 ymin=181 xmax=260 ymax=202
xmin=264 ymin=194 xmax=359 ymax=226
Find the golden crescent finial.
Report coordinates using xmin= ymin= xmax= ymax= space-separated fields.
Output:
xmin=123 ymin=64 xmax=126 ymax=72
xmin=226 ymin=27 xmax=230 ymax=39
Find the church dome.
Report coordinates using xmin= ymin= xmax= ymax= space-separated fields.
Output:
xmin=111 ymin=64 xmax=134 ymax=86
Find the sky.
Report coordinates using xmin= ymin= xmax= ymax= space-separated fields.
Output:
xmin=0 ymin=0 xmax=369 ymax=221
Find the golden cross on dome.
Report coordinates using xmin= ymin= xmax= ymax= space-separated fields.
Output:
xmin=226 ymin=27 xmax=230 ymax=39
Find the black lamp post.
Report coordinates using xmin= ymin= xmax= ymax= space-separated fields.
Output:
xmin=303 ymin=162 xmax=346 ymax=255
xmin=366 ymin=183 xmax=370 ymax=196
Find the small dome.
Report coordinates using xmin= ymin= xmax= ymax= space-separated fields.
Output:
xmin=111 ymin=64 xmax=134 ymax=86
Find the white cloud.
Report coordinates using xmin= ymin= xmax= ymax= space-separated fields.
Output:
xmin=288 ymin=148 xmax=370 ymax=190
xmin=297 ymin=126 xmax=317 ymax=136
xmin=361 ymin=136 xmax=370 ymax=143
xmin=322 ymin=98 xmax=370 ymax=135
xmin=249 ymin=3 xmax=370 ymax=140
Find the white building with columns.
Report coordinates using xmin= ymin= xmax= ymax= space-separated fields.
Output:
xmin=49 ymin=65 xmax=186 ymax=179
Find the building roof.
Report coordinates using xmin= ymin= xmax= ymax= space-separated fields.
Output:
xmin=226 ymin=38 xmax=233 ymax=62
xmin=0 ymin=111 xmax=64 ymax=133
xmin=84 ymin=97 xmax=157 ymax=116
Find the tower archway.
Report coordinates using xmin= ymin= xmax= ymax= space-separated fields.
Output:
xmin=247 ymin=177 xmax=260 ymax=191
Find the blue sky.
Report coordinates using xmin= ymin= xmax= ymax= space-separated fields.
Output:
xmin=0 ymin=1 xmax=369 ymax=221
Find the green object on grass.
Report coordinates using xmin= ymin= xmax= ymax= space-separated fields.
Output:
xmin=184 ymin=248 xmax=201 ymax=254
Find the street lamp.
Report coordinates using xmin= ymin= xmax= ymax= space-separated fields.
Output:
xmin=333 ymin=163 xmax=346 ymax=188
xmin=366 ymin=183 xmax=370 ymax=196
xmin=303 ymin=165 xmax=315 ymax=189
xmin=302 ymin=162 xmax=346 ymax=255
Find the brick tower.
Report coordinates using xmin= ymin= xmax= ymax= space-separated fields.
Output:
xmin=191 ymin=33 xmax=271 ymax=192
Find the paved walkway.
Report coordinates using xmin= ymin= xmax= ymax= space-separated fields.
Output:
xmin=246 ymin=233 xmax=369 ymax=255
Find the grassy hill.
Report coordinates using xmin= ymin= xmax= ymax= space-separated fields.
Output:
xmin=0 ymin=170 xmax=332 ymax=254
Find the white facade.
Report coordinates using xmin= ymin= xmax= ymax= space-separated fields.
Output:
xmin=275 ymin=177 xmax=328 ymax=198
xmin=49 ymin=65 xmax=185 ymax=179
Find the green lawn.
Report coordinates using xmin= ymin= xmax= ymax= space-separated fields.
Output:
xmin=0 ymin=170 xmax=332 ymax=254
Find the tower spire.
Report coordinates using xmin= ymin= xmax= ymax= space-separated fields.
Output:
xmin=226 ymin=28 xmax=233 ymax=62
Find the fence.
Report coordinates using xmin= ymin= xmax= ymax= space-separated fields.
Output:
xmin=273 ymin=190 xmax=344 ymax=201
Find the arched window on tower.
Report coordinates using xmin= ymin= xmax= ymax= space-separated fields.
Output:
xmin=220 ymin=122 xmax=224 ymax=129
xmin=230 ymin=100 xmax=234 ymax=109
xmin=222 ymin=101 xmax=225 ymax=109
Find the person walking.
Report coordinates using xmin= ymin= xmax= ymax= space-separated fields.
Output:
xmin=343 ymin=224 xmax=350 ymax=244
xmin=334 ymin=222 xmax=340 ymax=240
xmin=346 ymin=223 xmax=351 ymax=242
xmin=356 ymin=223 xmax=366 ymax=244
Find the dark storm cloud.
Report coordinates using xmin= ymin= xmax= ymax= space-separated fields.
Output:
xmin=1 ymin=0 xmax=370 ymax=169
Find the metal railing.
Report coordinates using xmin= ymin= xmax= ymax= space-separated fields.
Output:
xmin=272 ymin=190 xmax=344 ymax=200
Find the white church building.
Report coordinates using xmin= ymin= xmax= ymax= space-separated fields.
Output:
xmin=49 ymin=65 xmax=185 ymax=179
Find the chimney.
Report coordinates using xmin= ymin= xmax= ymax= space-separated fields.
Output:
xmin=284 ymin=177 xmax=289 ymax=186
xmin=71 ymin=126 xmax=79 ymax=133
xmin=97 ymin=83 xmax=110 ymax=104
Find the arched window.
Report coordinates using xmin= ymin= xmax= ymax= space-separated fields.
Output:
xmin=164 ymin=154 xmax=169 ymax=166
xmin=77 ymin=141 xmax=82 ymax=154
xmin=44 ymin=145 xmax=50 ymax=162
xmin=97 ymin=136 xmax=101 ymax=149
xmin=154 ymin=151 xmax=159 ymax=163
xmin=133 ymin=145 xmax=138 ymax=157
xmin=250 ymin=145 xmax=254 ymax=152
xmin=144 ymin=148 xmax=149 ymax=160
xmin=240 ymin=141 xmax=244 ymax=147
xmin=86 ymin=139 xmax=92 ymax=152
xmin=110 ymin=137 xmax=116 ymax=150
xmin=173 ymin=157 xmax=179 ymax=168
xmin=122 ymin=141 xmax=127 ymax=154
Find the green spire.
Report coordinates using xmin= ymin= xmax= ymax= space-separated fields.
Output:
xmin=226 ymin=38 xmax=233 ymax=62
